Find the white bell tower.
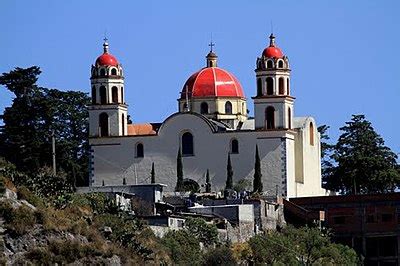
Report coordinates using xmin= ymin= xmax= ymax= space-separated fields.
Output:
xmin=253 ymin=34 xmax=294 ymax=130
xmin=88 ymin=38 xmax=127 ymax=137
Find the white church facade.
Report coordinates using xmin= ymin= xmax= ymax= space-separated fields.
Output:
xmin=88 ymin=35 xmax=327 ymax=198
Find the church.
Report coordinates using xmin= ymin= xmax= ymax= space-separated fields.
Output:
xmin=88 ymin=34 xmax=327 ymax=198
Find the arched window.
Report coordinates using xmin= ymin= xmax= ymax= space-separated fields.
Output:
xmin=99 ymin=113 xmax=109 ymax=137
xmin=310 ymin=122 xmax=314 ymax=146
xmin=288 ymin=107 xmax=292 ymax=129
xmin=267 ymin=60 xmax=273 ymax=68
xmin=121 ymin=87 xmax=124 ymax=103
xmin=279 ymin=77 xmax=284 ymax=95
xmin=111 ymin=68 xmax=117 ymax=75
xmin=100 ymin=86 xmax=107 ymax=104
xmin=100 ymin=69 xmax=106 ymax=76
xmin=136 ymin=143 xmax=144 ymax=158
xmin=287 ymin=78 xmax=290 ymax=95
xmin=265 ymin=106 xmax=275 ymax=129
xmin=112 ymin=86 xmax=118 ymax=103
xmin=182 ymin=132 xmax=194 ymax=156
xmin=278 ymin=60 xmax=284 ymax=68
xmin=91 ymin=86 xmax=96 ymax=104
xmin=231 ymin=139 xmax=239 ymax=154
xmin=200 ymin=102 xmax=208 ymax=114
xmin=257 ymin=78 xmax=262 ymax=96
xmin=121 ymin=114 xmax=125 ymax=136
xmin=266 ymin=77 xmax=274 ymax=95
xmin=225 ymin=101 xmax=232 ymax=114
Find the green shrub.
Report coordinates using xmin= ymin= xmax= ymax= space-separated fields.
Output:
xmin=7 ymin=205 xmax=36 ymax=235
xmin=203 ymin=246 xmax=237 ymax=266
xmin=94 ymin=214 xmax=153 ymax=260
xmin=25 ymin=247 xmax=52 ymax=264
xmin=162 ymin=230 xmax=202 ymax=265
xmin=26 ymin=167 xmax=73 ymax=199
xmin=0 ymin=200 xmax=13 ymax=222
xmin=17 ymin=186 xmax=45 ymax=208
xmin=185 ymin=217 xmax=219 ymax=247
xmin=69 ymin=193 xmax=119 ymax=214
xmin=25 ymin=240 xmax=104 ymax=264
xmin=0 ymin=176 xmax=6 ymax=194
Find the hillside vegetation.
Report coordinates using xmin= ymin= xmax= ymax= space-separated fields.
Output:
xmin=0 ymin=165 xmax=359 ymax=265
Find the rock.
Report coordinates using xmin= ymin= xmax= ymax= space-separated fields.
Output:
xmin=108 ymin=255 xmax=121 ymax=265
xmin=4 ymin=189 xmax=17 ymax=201
xmin=103 ymin=226 xmax=112 ymax=234
xmin=64 ymin=232 xmax=75 ymax=241
xmin=20 ymin=200 xmax=36 ymax=211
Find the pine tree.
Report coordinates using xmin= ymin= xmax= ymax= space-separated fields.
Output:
xmin=0 ymin=67 xmax=90 ymax=186
xmin=326 ymin=115 xmax=400 ymax=194
xmin=151 ymin=162 xmax=156 ymax=184
xmin=253 ymin=145 xmax=263 ymax=193
xmin=205 ymin=169 xmax=211 ymax=193
xmin=226 ymin=153 xmax=233 ymax=190
xmin=175 ymin=147 xmax=184 ymax=191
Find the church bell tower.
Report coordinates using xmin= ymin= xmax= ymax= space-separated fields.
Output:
xmin=88 ymin=39 xmax=127 ymax=137
xmin=253 ymin=34 xmax=294 ymax=130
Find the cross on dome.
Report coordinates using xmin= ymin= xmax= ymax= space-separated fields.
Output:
xmin=262 ymin=33 xmax=284 ymax=58
xmin=209 ymin=40 xmax=215 ymax=52
xmin=95 ymin=38 xmax=119 ymax=66
xmin=103 ymin=37 xmax=109 ymax=54
xmin=206 ymin=39 xmax=218 ymax=67
xmin=269 ymin=33 xmax=276 ymax=47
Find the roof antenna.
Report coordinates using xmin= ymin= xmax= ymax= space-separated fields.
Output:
xmin=103 ymin=30 xmax=109 ymax=53
xmin=269 ymin=21 xmax=276 ymax=47
xmin=270 ymin=20 xmax=274 ymax=35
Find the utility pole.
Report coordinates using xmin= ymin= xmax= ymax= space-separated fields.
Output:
xmin=52 ymin=129 xmax=56 ymax=176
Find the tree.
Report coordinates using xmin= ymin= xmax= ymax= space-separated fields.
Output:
xmin=150 ymin=162 xmax=155 ymax=184
xmin=253 ymin=145 xmax=263 ymax=193
xmin=162 ymin=230 xmax=201 ymax=265
xmin=185 ymin=217 xmax=219 ymax=247
xmin=182 ymin=178 xmax=200 ymax=193
xmin=233 ymin=179 xmax=251 ymax=193
xmin=175 ymin=147 xmax=184 ymax=191
xmin=0 ymin=67 xmax=90 ymax=187
xmin=22 ymin=167 xmax=73 ymax=199
xmin=202 ymin=246 xmax=237 ymax=266
xmin=225 ymin=153 xmax=233 ymax=190
xmin=325 ymin=115 xmax=400 ymax=194
xmin=0 ymin=66 xmax=44 ymax=171
xmin=248 ymin=226 xmax=359 ymax=265
xmin=318 ymin=125 xmax=334 ymax=188
xmin=249 ymin=230 xmax=294 ymax=265
xmin=205 ymin=169 xmax=211 ymax=193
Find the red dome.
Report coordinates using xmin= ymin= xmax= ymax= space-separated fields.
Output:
xmin=181 ymin=67 xmax=245 ymax=99
xmin=262 ymin=34 xmax=284 ymax=58
xmin=95 ymin=53 xmax=119 ymax=66
xmin=263 ymin=46 xmax=284 ymax=58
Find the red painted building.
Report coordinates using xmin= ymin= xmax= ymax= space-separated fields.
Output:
xmin=285 ymin=193 xmax=400 ymax=265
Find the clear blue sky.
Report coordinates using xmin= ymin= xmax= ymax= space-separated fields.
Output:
xmin=1 ymin=1 xmax=399 ymax=153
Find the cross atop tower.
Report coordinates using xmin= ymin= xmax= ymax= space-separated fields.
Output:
xmin=103 ymin=37 xmax=109 ymax=54
xmin=269 ymin=33 xmax=276 ymax=47
xmin=209 ymin=40 xmax=215 ymax=52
